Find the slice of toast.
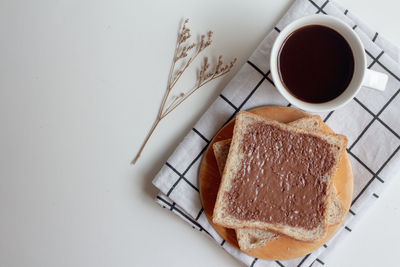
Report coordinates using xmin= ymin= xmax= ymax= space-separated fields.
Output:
xmin=213 ymin=111 xmax=347 ymax=242
xmin=213 ymin=116 xmax=344 ymax=251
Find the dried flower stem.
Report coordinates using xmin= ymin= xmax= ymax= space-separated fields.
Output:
xmin=132 ymin=19 xmax=236 ymax=165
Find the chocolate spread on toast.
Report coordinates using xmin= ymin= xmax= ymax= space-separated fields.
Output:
xmin=226 ymin=123 xmax=337 ymax=230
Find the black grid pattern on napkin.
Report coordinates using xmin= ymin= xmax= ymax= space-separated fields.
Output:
xmin=220 ymin=65 xmax=277 ymax=125
xmin=154 ymin=0 xmax=400 ymax=266
xmin=156 ymin=195 xmax=211 ymax=236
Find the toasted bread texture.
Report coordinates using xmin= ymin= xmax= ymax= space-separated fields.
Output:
xmin=212 ymin=115 xmax=344 ymax=250
xmin=327 ymin=187 xmax=344 ymax=225
xmin=212 ymin=111 xmax=347 ymax=242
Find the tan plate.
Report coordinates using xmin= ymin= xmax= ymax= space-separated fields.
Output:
xmin=199 ymin=106 xmax=354 ymax=260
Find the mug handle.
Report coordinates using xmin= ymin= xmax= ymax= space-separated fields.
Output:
xmin=362 ymin=69 xmax=388 ymax=91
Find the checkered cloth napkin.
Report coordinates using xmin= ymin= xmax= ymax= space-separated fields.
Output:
xmin=152 ymin=0 xmax=400 ymax=266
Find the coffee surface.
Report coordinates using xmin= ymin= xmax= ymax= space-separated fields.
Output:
xmin=278 ymin=25 xmax=354 ymax=103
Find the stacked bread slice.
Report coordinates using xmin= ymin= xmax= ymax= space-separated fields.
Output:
xmin=212 ymin=111 xmax=347 ymax=251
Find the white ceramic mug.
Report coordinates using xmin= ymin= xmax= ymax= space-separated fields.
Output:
xmin=270 ymin=14 xmax=388 ymax=112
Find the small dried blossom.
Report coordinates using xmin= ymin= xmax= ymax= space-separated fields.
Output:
xmin=198 ymin=56 xmax=237 ymax=86
xmin=175 ymin=43 xmax=196 ymax=61
xmin=178 ymin=19 xmax=191 ymax=44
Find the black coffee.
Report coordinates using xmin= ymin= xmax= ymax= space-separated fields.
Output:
xmin=278 ymin=25 xmax=354 ymax=103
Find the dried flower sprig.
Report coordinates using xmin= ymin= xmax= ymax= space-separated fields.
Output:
xmin=132 ymin=19 xmax=237 ymax=164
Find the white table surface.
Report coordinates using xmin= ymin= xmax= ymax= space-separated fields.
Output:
xmin=1 ymin=1 xmax=399 ymax=266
